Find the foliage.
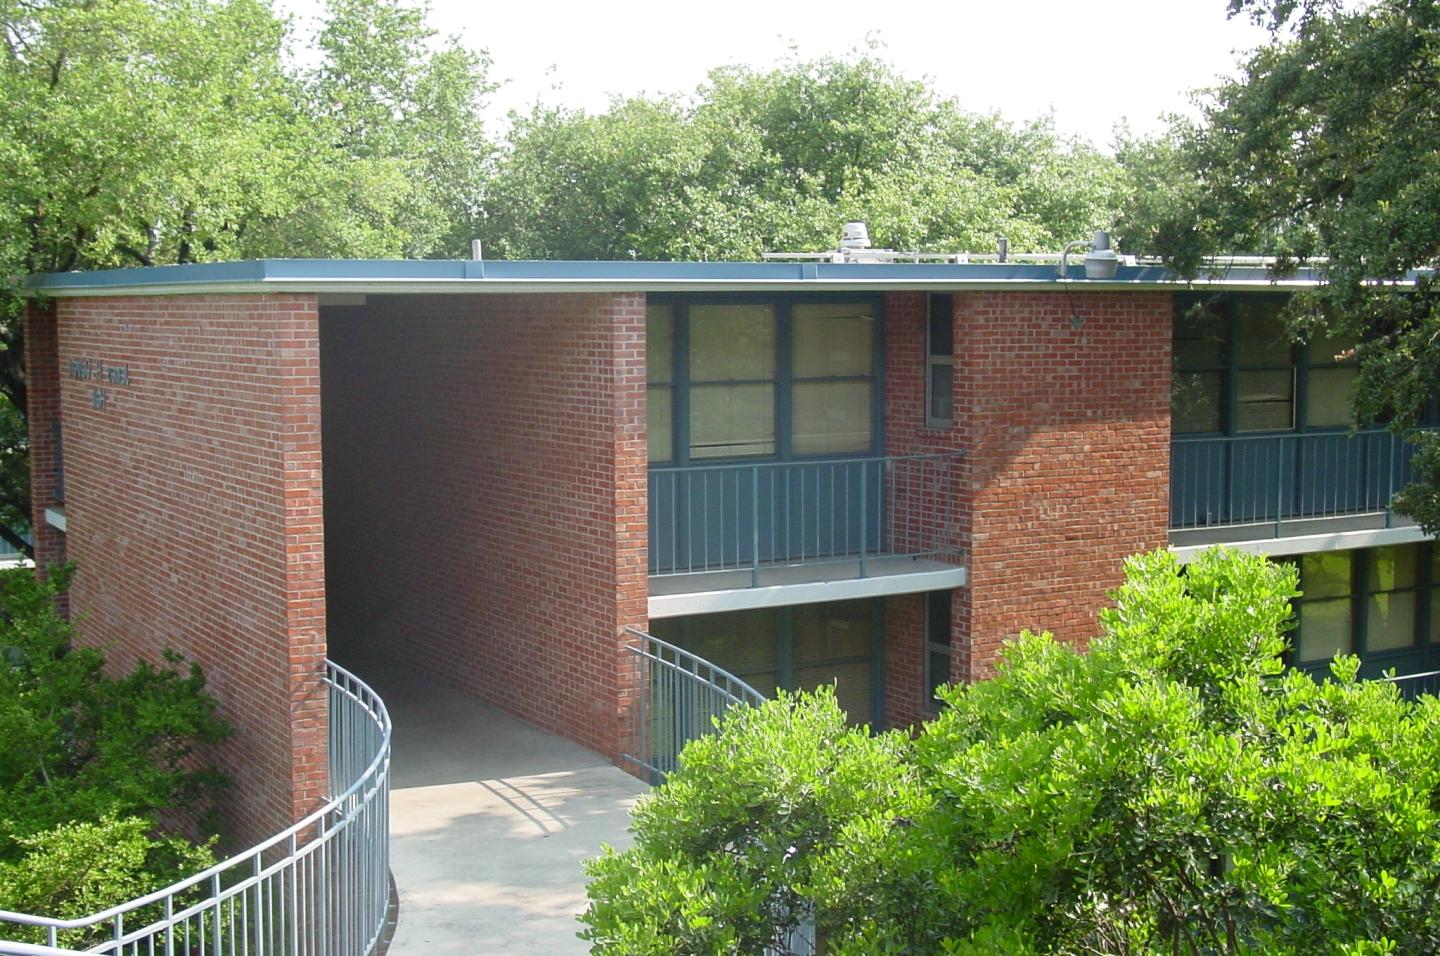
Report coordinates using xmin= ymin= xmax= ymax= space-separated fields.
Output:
xmin=0 ymin=0 xmax=493 ymax=552
xmin=1116 ymin=0 xmax=1440 ymax=533
xmin=0 ymin=566 xmax=230 ymax=894
xmin=0 ymin=815 xmax=216 ymax=948
xmin=483 ymin=52 xmax=1124 ymax=261
xmin=582 ymin=548 xmax=1440 ymax=954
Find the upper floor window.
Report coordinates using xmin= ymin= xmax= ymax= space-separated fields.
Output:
xmin=647 ymin=303 xmax=675 ymax=462
xmin=646 ymin=297 xmax=880 ymax=464
xmin=1172 ymin=296 xmax=1357 ymax=436
xmin=689 ymin=303 xmax=777 ymax=459
xmin=926 ymin=293 xmax=954 ymax=428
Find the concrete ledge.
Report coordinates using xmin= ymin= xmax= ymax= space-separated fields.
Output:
xmin=1170 ymin=524 xmax=1433 ymax=562
xmin=648 ymin=563 xmax=967 ymax=618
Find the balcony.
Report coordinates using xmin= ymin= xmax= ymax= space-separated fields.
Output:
xmin=647 ymin=453 xmax=966 ymax=615
xmin=1170 ymin=428 xmax=1434 ymax=548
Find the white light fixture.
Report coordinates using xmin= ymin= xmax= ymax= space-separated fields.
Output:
xmin=1059 ymin=229 xmax=1121 ymax=280
xmin=1083 ymin=230 xmax=1119 ymax=279
xmin=839 ymin=222 xmax=871 ymax=251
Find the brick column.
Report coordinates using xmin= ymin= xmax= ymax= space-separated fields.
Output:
xmin=55 ymin=294 xmax=326 ymax=842
xmin=883 ymin=290 xmax=1172 ymax=688
xmin=954 ymin=291 xmax=1172 ymax=676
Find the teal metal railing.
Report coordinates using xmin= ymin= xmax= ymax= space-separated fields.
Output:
xmin=621 ymin=627 xmax=766 ymax=784
xmin=1171 ymin=428 xmax=1433 ymax=534
xmin=648 ymin=452 xmax=964 ymax=585
xmin=1387 ymin=669 xmax=1440 ymax=700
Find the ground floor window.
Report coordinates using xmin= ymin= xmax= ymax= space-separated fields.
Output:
xmin=923 ymin=589 xmax=953 ymax=713
xmin=648 ymin=598 xmax=883 ymax=726
xmin=1289 ymin=543 xmax=1438 ymax=676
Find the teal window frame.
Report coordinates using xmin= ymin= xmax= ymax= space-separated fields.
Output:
xmin=1173 ymin=294 xmax=1354 ymax=437
xmin=647 ymin=294 xmax=886 ymax=466
xmin=649 ymin=599 xmax=887 ymax=728
xmin=923 ymin=589 xmax=953 ymax=714
xmin=1290 ymin=542 xmax=1438 ymax=675
xmin=925 ymin=293 xmax=954 ymax=428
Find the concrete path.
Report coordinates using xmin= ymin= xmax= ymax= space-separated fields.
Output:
xmin=347 ymin=662 xmax=647 ymax=955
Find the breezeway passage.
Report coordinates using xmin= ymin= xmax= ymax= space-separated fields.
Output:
xmin=349 ymin=653 xmax=646 ymax=955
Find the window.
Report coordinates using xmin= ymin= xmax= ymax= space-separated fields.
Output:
xmin=655 ymin=599 xmax=883 ymax=727
xmin=1234 ymin=301 xmax=1295 ymax=432
xmin=926 ymin=294 xmax=954 ymax=427
xmin=792 ymin=303 xmax=875 ymax=454
xmin=688 ymin=304 xmax=777 ymax=459
xmin=1172 ymin=303 xmax=1225 ymax=434
xmin=1172 ymin=296 xmax=1366 ymax=435
xmin=647 ymin=303 xmax=675 ymax=462
xmin=1366 ymin=546 xmax=1419 ymax=652
xmin=1295 ymin=550 xmax=1353 ymax=662
xmin=1432 ymin=548 xmax=1440 ymax=646
xmin=924 ymin=590 xmax=952 ymax=712
xmin=646 ymin=297 xmax=881 ymax=464
xmin=1290 ymin=544 xmax=1436 ymax=668
xmin=1304 ymin=325 xmax=1358 ymax=428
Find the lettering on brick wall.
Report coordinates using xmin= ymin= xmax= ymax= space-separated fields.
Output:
xmin=68 ymin=358 xmax=131 ymax=411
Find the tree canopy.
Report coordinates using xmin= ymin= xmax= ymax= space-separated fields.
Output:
xmin=1118 ymin=0 xmax=1440 ymax=534
xmin=482 ymin=54 xmax=1125 ymax=261
xmin=583 ymin=548 xmax=1440 ymax=955
xmin=0 ymin=0 xmax=492 ymax=552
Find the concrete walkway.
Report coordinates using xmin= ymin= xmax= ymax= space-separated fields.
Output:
xmin=346 ymin=661 xmax=647 ymax=955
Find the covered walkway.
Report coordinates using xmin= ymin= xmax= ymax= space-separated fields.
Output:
xmin=344 ymin=655 xmax=646 ymax=955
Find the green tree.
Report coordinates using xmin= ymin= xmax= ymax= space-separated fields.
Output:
xmin=0 ymin=0 xmax=493 ymax=554
xmin=484 ymin=52 xmax=1123 ymax=261
xmin=0 ymin=565 xmax=231 ymax=939
xmin=1117 ymin=0 xmax=1440 ymax=534
xmin=583 ymin=548 xmax=1440 ymax=954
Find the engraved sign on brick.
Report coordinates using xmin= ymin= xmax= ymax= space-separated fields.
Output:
xmin=68 ymin=358 xmax=131 ymax=410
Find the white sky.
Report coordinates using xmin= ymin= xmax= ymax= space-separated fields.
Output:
xmin=280 ymin=0 xmax=1275 ymax=150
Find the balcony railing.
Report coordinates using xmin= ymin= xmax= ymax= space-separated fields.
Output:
xmin=1171 ymin=428 xmax=1433 ymax=536
xmin=0 ymin=661 xmax=391 ymax=956
xmin=648 ymin=452 xmax=964 ymax=586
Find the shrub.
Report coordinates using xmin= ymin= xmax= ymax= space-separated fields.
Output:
xmin=581 ymin=548 xmax=1440 ymax=955
xmin=0 ymin=566 xmax=230 ymax=926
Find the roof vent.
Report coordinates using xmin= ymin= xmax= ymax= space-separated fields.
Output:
xmin=839 ymin=222 xmax=871 ymax=251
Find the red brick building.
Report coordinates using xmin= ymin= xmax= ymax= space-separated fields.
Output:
xmin=22 ymin=256 xmax=1437 ymax=838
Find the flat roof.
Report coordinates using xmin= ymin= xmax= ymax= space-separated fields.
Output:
xmin=22 ymin=257 xmax=1333 ymax=297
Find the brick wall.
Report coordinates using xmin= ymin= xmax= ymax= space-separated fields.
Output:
xmin=43 ymin=294 xmax=327 ymax=844
xmin=24 ymin=302 xmax=66 ymax=577
xmin=883 ymin=593 xmax=926 ymax=729
xmin=320 ymin=293 xmax=648 ymax=760
xmin=884 ymin=290 xmax=1172 ymax=682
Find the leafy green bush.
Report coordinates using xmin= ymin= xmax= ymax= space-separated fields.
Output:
xmin=0 ymin=566 xmax=230 ymax=924
xmin=582 ymin=548 xmax=1440 ymax=955
xmin=0 ymin=815 xmax=216 ymax=948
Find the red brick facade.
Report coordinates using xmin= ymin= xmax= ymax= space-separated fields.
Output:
xmin=884 ymin=290 xmax=1172 ymax=694
xmin=24 ymin=303 xmax=66 ymax=580
xmin=31 ymin=294 xmax=327 ymax=844
xmin=320 ymin=293 xmax=648 ymax=760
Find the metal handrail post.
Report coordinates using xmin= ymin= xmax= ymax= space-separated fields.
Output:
xmin=751 ymin=465 xmax=760 ymax=588
xmin=858 ymin=463 xmax=868 ymax=579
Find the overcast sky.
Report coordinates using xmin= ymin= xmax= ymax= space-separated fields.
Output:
xmin=280 ymin=0 xmax=1275 ymax=150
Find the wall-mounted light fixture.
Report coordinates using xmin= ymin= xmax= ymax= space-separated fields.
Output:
xmin=1058 ymin=230 xmax=1120 ymax=280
